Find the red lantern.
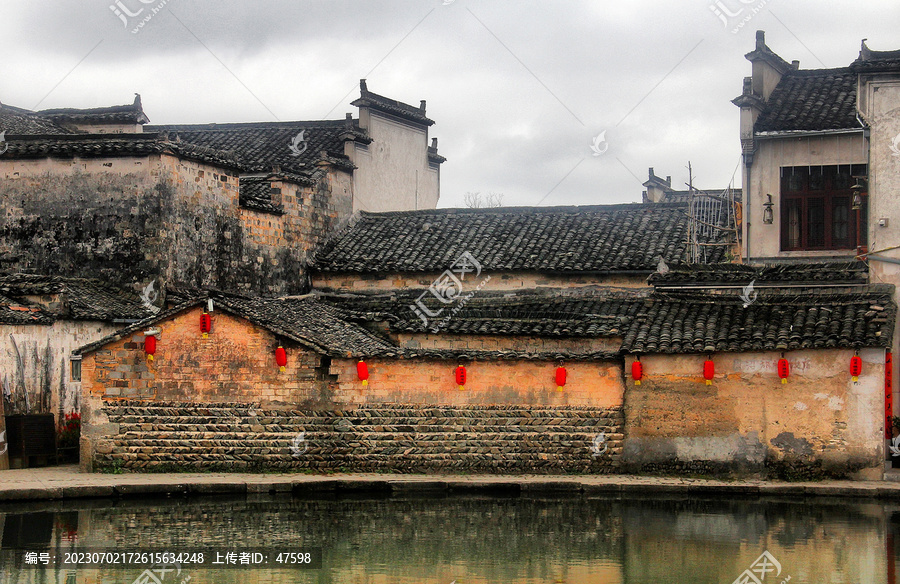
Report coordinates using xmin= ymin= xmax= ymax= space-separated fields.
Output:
xmin=555 ymin=366 xmax=567 ymax=392
xmin=144 ymin=335 xmax=157 ymax=362
xmin=357 ymin=360 xmax=369 ymax=386
xmin=275 ymin=346 xmax=287 ymax=372
xmin=850 ymin=355 xmax=862 ymax=382
xmin=632 ymin=359 xmax=643 ymax=385
xmin=703 ymin=359 xmax=715 ymax=385
xmin=777 ymin=358 xmax=790 ymax=384
xmin=455 ymin=365 xmax=467 ymax=390
xmin=200 ymin=312 xmax=212 ymax=338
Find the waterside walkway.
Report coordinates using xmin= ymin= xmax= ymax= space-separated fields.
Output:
xmin=4 ymin=465 xmax=900 ymax=501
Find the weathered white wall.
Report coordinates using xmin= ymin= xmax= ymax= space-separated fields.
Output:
xmin=312 ymin=271 xmax=647 ymax=292
xmin=350 ymin=110 xmax=439 ymax=212
xmin=744 ymin=132 xmax=868 ymax=261
xmin=0 ymin=321 xmax=119 ymax=420
xmin=859 ymin=75 xmax=900 ymax=426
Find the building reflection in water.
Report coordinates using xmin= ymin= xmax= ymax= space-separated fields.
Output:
xmin=0 ymin=495 xmax=894 ymax=583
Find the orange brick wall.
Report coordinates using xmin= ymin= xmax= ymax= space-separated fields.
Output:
xmin=622 ymin=350 xmax=886 ymax=479
xmin=82 ymin=306 xmax=331 ymax=406
xmin=331 ymin=358 xmax=624 ymax=407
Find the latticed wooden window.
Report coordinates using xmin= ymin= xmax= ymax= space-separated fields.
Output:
xmin=780 ymin=165 xmax=866 ymax=251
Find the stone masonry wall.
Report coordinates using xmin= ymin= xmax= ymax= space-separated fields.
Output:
xmin=0 ymin=156 xmax=168 ymax=287
xmin=0 ymin=154 xmax=352 ymax=296
xmin=86 ymin=400 xmax=624 ymax=473
xmin=624 ymin=349 xmax=886 ymax=480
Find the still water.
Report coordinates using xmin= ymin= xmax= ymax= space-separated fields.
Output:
xmin=0 ymin=491 xmax=895 ymax=583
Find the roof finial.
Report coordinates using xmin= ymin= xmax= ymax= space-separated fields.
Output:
xmin=756 ymin=30 xmax=765 ymax=49
xmin=860 ymin=38 xmax=871 ymax=61
xmin=360 ymin=79 xmax=368 ymax=93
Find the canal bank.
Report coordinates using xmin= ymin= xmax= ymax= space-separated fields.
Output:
xmin=5 ymin=464 xmax=900 ymax=501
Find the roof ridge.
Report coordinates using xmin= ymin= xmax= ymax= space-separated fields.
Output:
xmin=357 ymin=202 xmax=687 ymax=218
xmin=146 ymin=119 xmax=352 ymax=130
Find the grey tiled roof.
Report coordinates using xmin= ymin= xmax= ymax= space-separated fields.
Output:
xmin=646 ymin=188 xmax=743 ymax=204
xmin=648 ymin=261 xmax=868 ymax=286
xmin=0 ymin=293 xmax=53 ymax=325
xmin=0 ymin=274 xmax=153 ymax=322
xmin=327 ymin=282 xmax=895 ymax=355
xmin=311 ymin=204 xmax=730 ymax=275
xmin=239 ymin=177 xmax=284 ymax=215
xmin=754 ymin=68 xmax=860 ymax=133
xmin=0 ymin=103 xmax=72 ymax=135
xmin=351 ymin=80 xmax=433 ymax=126
xmin=37 ymin=95 xmax=149 ymax=126
xmin=215 ymin=294 xmax=394 ymax=357
xmin=74 ymin=282 xmax=896 ymax=358
xmin=622 ymin=286 xmax=894 ymax=354
xmin=324 ymin=287 xmax=647 ymax=338
xmin=851 ymin=42 xmax=900 ymax=72
xmin=145 ymin=120 xmax=364 ymax=176
xmin=0 ymin=133 xmax=244 ymax=170
xmin=74 ymin=292 xmax=396 ymax=358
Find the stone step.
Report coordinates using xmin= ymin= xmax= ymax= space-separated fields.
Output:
xmin=128 ymin=460 xmax=621 ymax=472
xmin=105 ymin=451 xmax=623 ymax=462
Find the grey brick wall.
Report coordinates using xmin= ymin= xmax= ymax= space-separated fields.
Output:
xmin=93 ymin=400 xmax=625 ymax=473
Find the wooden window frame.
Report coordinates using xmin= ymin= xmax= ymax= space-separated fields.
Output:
xmin=780 ymin=165 xmax=867 ymax=252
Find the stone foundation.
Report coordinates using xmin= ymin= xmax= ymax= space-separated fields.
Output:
xmin=88 ymin=401 xmax=624 ymax=473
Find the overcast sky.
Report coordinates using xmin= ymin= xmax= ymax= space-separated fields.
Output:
xmin=1 ymin=1 xmax=897 ymax=209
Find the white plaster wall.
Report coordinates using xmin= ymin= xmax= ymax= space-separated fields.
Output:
xmin=0 ymin=321 xmax=120 ymax=420
xmin=744 ymin=132 xmax=867 ymax=260
xmin=350 ymin=110 xmax=439 ymax=212
xmin=0 ymin=155 xmax=154 ymax=179
xmin=860 ymin=77 xmax=900 ymax=427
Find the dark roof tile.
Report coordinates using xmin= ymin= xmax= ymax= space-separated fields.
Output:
xmin=37 ymin=95 xmax=149 ymax=126
xmin=754 ymin=68 xmax=860 ymax=133
xmin=648 ymin=261 xmax=868 ymax=286
xmin=311 ymin=204 xmax=731 ymax=275
xmin=622 ymin=287 xmax=895 ymax=354
xmin=145 ymin=120 xmax=363 ymax=176
xmin=0 ymin=103 xmax=72 ymax=135
xmin=0 ymin=274 xmax=153 ymax=322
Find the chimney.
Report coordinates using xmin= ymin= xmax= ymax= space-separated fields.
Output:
xmin=756 ymin=30 xmax=765 ymax=49
xmin=360 ymin=79 xmax=368 ymax=92
xmin=420 ymin=100 xmax=426 ymax=112
xmin=791 ymin=60 xmax=800 ymax=70
xmin=431 ymin=137 xmax=438 ymax=149
xmin=666 ymin=176 xmax=671 ymax=186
